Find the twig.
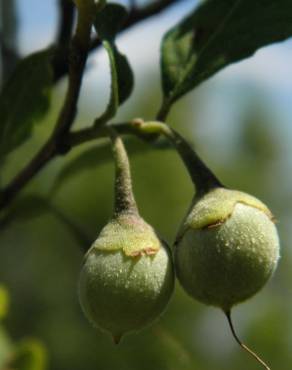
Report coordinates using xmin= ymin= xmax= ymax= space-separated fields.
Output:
xmin=52 ymin=0 xmax=75 ymax=82
xmin=0 ymin=0 xmax=19 ymax=85
xmin=67 ymin=121 xmax=157 ymax=147
xmin=0 ymin=0 xmax=179 ymax=211
xmin=0 ymin=138 xmax=57 ymax=209
xmin=131 ymin=120 xmax=222 ymax=195
xmin=56 ymin=0 xmax=75 ymax=48
xmin=0 ymin=2 xmax=93 ymax=209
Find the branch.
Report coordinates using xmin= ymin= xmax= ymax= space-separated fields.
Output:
xmin=66 ymin=121 xmax=157 ymax=147
xmin=56 ymin=0 xmax=75 ymax=48
xmin=0 ymin=121 xmax=161 ymax=210
xmin=52 ymin=0 xmax=75 ymax=83
xmin=0 ymin=3 xmax=93 ymax=210
xmin=0 ymin=0 xmax=19 ymax=85
xmin=0 ymin=0 xmax=179 ymax=210
xmin=0 ymin=138 xmax=57 ymax=209
xmin=130 ymin=120 xmax=222 ymax=195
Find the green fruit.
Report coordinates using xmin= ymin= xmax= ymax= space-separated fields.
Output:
xmin=132 ymin=121 xmax=277 ymax=367
xmin=78 ymin=130 xmax=174 ymax=343
xmin=79 ymin=213 xmax=174 ymax=343
xmin=175 ymin=188 xmax=280 ymax=311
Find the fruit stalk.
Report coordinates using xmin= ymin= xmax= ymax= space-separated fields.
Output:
xmin=78 ymin=128 xmax=174 ymax=342
xmin=225 ymin=311 xmax=271 ymax=370
xmin=131 ymin=120 xmax=222 ymax=195
xmin=109 ymin=128 xmax=139 ymax=216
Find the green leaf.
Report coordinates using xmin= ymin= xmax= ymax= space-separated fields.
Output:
xmin=93 ymin=3 xmax=134 ymax=116
xmin=0 ymin=49 xmax=53 ymax=158
xmin=96 ymin=41 xmax=119 ymax=123
xmin=160 ymin=0 xmax=292 ymax=111
xmin=97 ymin=41 xmax=134 ymax=124
xmin=113 ymin=46 xmax=134 ymax=105
xmin=94 ymin=3 xmax=128 ymax=41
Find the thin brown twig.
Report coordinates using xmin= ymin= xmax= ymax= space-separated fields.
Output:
xmin=0 ymin=0 xmax=179 ymax=211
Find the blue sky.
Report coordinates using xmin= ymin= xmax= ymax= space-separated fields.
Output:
xmin=17 ymin=0 xmax=57 ymax=52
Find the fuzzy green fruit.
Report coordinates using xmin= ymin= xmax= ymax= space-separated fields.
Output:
xmin=79 ymin=213 xmax=174 ymax=343
xmin=175 ymin=188 xmax=280 ymax=311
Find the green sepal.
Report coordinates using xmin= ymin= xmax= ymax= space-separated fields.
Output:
xmin=184 ymin=187 xmax=273 ymax=231
xmin=88 ymin=214 xmax=161 ymax=257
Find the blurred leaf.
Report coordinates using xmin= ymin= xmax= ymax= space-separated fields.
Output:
xmin=94 ymin=3 xmax=128 ymax=41
xmin=160 ymin=0 xmax=292 ymax=107
xmin=0 ymin=194 xmax=90 ymax=248
xmin=48 ymin=204 xmax=91 ymax=249
xmin=94 ymin=3 xmax=134 ymax=112
xmin=8 ymin=339 xmax=47 ymax=370
xmin=52 ymin=142 xmax=111 ymax=191
xmin=97 ymin=41 xmax=120 ymax=122
xmin=112 ymin=44 xmax=134 ymax=105
xmin=0 ymin=285 xmax=9 ymax=320
xmin=51 ymin=138 xmax=160 ymax=193
xmin=241 ymin=109 xmax=279 ymax=162
xmin=0 ymin=50 xmax=53 ymax=158
xmin=0 ymin=195 xmax=51 ymax=229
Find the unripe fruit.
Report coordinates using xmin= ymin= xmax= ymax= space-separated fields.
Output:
xmin=78 ymin=130 xmax=174 ymax=343
xmin=132 ymin=120 xmax=280 ymax=369
xmin=175 ymin=187 xmax=280 ymax=311
xmin=79 ymin=213 xmax=174 ymax=343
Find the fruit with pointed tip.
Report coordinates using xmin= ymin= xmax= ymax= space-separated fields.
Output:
xmin=78 ymin=130 xmax=174 ymax=343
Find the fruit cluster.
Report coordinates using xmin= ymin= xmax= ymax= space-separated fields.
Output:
xmin=78 ymin=121 xmax=280 ymax=369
